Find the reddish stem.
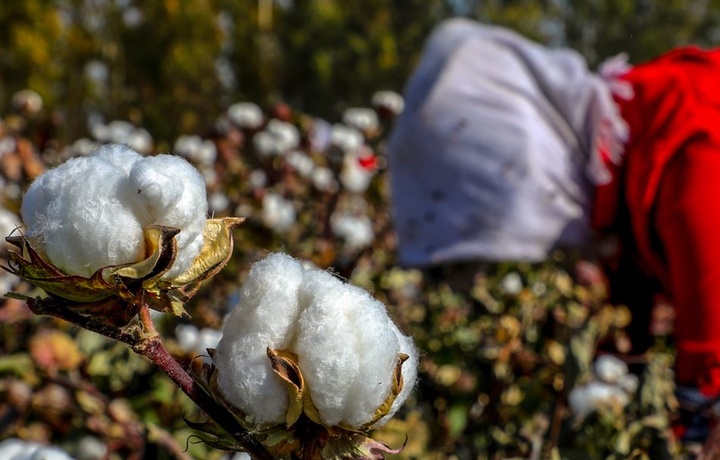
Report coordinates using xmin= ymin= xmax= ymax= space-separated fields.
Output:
xmin=28 ymin=298 xmax=273 ymax=460
xmin=132 ymin=338 xmax=273 ymax=460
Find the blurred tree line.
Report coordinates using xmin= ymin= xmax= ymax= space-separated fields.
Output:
xmin=1 ymin=0 xmax=719 ymax=146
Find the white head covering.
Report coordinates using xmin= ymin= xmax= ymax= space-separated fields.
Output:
xmin=388 ymin=19 xmax=629 ymax=267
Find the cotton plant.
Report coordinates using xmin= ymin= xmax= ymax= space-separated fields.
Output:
xmin=8 ymin=142 xmax=245 ymax=319
xmin=205 ymin=252 xmax=417 ymax=458
xmin=3 ymin=143 xmax=275 ymax=458
xmin=568 ymin=354 xmax=638 ymax=420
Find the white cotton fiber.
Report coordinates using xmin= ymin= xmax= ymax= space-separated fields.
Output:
xmin=297 ymin=277 xmax=401 ymax=427
xmin=21 ymin=155 xmax=146 ymax=277
xmin=129 ymin=154 xmax=208 ymax=278
xmin=376 ymin=329 xmax=418 ymax=426
xmin=21 ymin=143 xmax=208 ymax=279
xmin=214 ymin=252 xmax=419 ymax=430
xmin=214 ymin=253 xmax=306 ymax=425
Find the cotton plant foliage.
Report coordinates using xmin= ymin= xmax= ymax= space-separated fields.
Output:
xmin=213 ymin=252 xmax=418 ymax=431
xmin=7 ymin=143 xmax=244 ymax=320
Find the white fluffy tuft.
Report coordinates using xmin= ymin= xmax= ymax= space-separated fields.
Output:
xmin=214 ymin=252 xmax=418 ymax=429
xmin=21 ymin=143 xmax=208 ymax=278
xmin=214 ymin=253 xmax=306 ymax=424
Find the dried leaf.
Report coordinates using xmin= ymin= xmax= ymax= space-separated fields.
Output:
xmin=169 ymin=217 xmax=245 ymax=287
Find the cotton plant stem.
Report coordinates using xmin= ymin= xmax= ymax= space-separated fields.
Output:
xmin=28 ymin=298 xmax=274 ymax=460
xmin=131 ymin=335 xmax=273 ymax=460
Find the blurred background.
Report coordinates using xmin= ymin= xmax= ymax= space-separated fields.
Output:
xmin=2 ymin=1 xmax=720 ymax=459
xmin=2 ymin=0 xmax=720 ymax=147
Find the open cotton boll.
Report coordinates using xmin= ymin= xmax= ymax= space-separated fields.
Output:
xmin=21 ymin=143 xmax=208 ymax=279
xmin=594 ymin=355 xmax=628 ymax=384
xmin=21 ymin=155 xmax=146 ymax=277
xmin=227 ymin=102 xmax=264 ymax=129
xmin=330 ymin=214 xmax=374 ymax=250
xmin=296 ymin=270 xmax=402 ymax=427
xmin=340 ymin=153 xmax=373 ymax=193
xmin=342 ymin=108 xmax=379 ymax=134
xmin=372 ymin=90 xmax=405 ymax=115
xmin=226 ymin=252 xmax=305 ymax=340
xmin=129 ymin=154 xmax=208 ymax=278
xmin=214 ymin=253 xmax=306 ymax=424
xmin=568 ymin=381 xmax=630 ymax=419
xmin=214 ymin=252 xmax=419 ymax=430
xmin=261 ymin=193 xmax=296 ymax=233
xmin=331 ymin=124 xmax=363 ymax=153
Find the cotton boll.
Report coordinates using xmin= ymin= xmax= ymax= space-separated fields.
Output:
xmin=30 ymin=446 xmax=75 ymax=460
xmin=372 ymin=90 xmax=404 ymax=116
xmin=340 ymin=154 xmax=373 ymax=193
xmin=253 ymin=131 xmax=279 ymax=157
xmin=197 ymin=328 xmax=223 ymax=354
xmin=286 ymin=150 xmax=314 ymax=178
xmin=214 ymin=253 xmax=306 ymax=424
xmin=228 ymin=252 xmax=305 ymax=340
xmin=249 ymin=170 xmax=267 ymax=189
xmin=296 ymin=270 xmax=401 ymax=427
xmin=175 ymin=324 xmax=201 ymax=352
xmin=66 ymin=138 xmax=98 ymax=158
xmin=330 ymin=214 xmax=374 ymax=250
xmin=196 ymin=140 xmax=217 ymax=166
xmin=500 ymin=272 xmax=523 ymax=295
xmin=209 ymin=191 xmax=230 ymax=213
xmin=342 ymin=108 xmax=379 ymax=134
xmin=228 ymin=102 xmax=264 ymax=129
xmin=295 ymin=271 xmax=361 ymax=426
xmin=594 ymin=355 xmax=628 ymax=384
xmin=0 ymin=438 xmax=73 ymax=460
xmin=89 ymin=123 xmax=110 ymax=142
xmin=568 ymin=381 xmax=630 ymax=419
xmin=106 ymin=120 xmax=135 ymax=144
xmin=215 ymin=252 xmax=418 ymax=430
xmin=311 ymin=167 xmax=338 ymax=193
xmin=261 ymin=193 xmax=296 ymax=233
xmin=618 ymin=373 xmax=639 ymax=394
xmin=22 ymin=144 xmax=208 ymax=279
xmin=21 ymin=155 xmax=145 ymax=277
xmin=76 ymin=436 xmax=107 ymax=460
xmin=218 ymin=332 xmax=290 ymax=425
xmin=127 ymin=128 xmax=153 ymax=154
xmin=266 ymin=120 xmax=300 ymax=152
xmin=129 ymin=154 xmax=208 ymax=278
xmin=331 ymin=124 xmax=363 ymax=153
xmin=376 ymin=329 xmax=419 ymax=427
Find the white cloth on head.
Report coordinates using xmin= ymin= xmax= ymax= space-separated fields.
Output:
xmin=388 ymin=19 xmax=628 ymax=267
